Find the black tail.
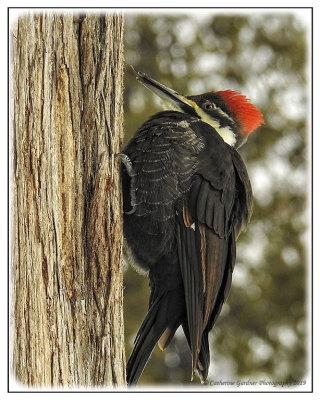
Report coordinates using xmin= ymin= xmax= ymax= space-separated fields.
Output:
xmin=182 ymin=323 xmax=210 ymax=383
xmin=126 ymin=288 xmax=185 ymax=385
xmin=126 ymin=296 xmax=169 ymax=385
xmin=197 ymin=329 xmax=210 ymax=382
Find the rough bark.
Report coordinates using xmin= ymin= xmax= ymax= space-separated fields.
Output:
xmin=11 ymin=12 xmax=125 ymax=387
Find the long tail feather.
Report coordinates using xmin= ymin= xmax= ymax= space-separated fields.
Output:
xmin=126 ymin=296 xmax=168 ymax=385
xmin=197 ymin=329 xmax=210 ymax=383
xmin=182 ymin=323 xmax=209 ymax=383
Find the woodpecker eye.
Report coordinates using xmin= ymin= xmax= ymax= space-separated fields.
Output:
xmin=204 ymin=103 xmax=215 ymax=110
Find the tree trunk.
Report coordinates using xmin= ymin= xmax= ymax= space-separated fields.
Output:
xmin=11 ymin=12 xmax=125 ymax=387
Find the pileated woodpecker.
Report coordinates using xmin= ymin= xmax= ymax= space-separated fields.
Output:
xmin=121 ymin=71 xmax=264 ymax=385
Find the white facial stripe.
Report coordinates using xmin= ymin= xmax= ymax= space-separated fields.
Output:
xmin=215 ymin=106 xmax=234 ymax=122
xmin=214 ymin=125 xmax=237 ymax=147
xmin=187 ymin=100 xmax=236 ymax=147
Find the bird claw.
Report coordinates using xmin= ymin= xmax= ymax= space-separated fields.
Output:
xmin=115 ymin=153 xmax=135 ymax=177
xmin=116 ymin=153 xmax=137 ymax=215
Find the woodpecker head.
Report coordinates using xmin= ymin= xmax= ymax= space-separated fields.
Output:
xmin=136 ymin=71 xmax=264 ymax=148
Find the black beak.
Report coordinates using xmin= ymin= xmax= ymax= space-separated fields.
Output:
xmin=135 ymin=71 xmax=197 ymax=115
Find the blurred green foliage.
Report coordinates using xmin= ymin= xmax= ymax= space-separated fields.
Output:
xmin=122 ymin=10 xmax=310 ymax=387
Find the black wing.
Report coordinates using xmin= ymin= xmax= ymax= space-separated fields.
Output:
xmin=176 ymin=122 xmax=253 ymax=381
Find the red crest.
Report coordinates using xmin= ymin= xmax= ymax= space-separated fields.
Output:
xmin=216 ymin=90 xmax=264 ymax=135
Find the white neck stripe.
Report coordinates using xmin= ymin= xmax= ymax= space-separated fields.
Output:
xmin=193 ymin=104 xmax=236 ymax=147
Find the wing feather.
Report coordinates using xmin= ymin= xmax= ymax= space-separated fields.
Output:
xmin=197 ymin=180 xmax=209 ymax=223
xmin=176 ymin=135 xmax=252 ymax=380
xmin=203 ymin=227 xmax=228 ymax=327
xmin=177 ymin=218 xmax=204 ymax=379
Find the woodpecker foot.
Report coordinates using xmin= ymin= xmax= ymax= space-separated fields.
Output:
xmin=115 ymin=153 xmax=134 ymax=176
xmin=115 ymin=153 xmax=137 ymax=215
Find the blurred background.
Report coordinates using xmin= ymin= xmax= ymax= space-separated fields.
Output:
xmin=122 ymin=9 xmax=311 ymax=387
